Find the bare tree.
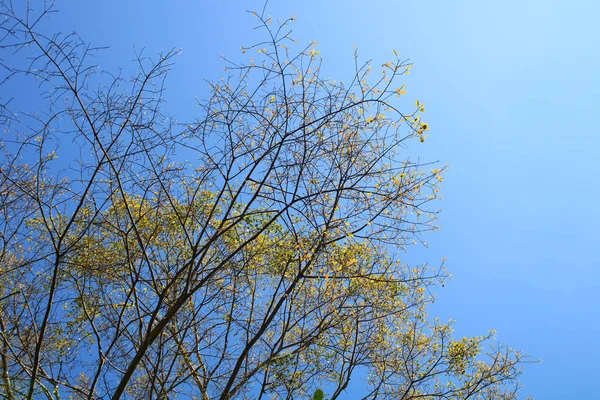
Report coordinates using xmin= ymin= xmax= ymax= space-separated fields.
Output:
xmin=0 ymin=2 xmax=528 ymax=399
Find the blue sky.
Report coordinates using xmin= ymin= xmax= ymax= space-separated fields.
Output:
xmin=37 ymin=0 xmax=600 ymax=398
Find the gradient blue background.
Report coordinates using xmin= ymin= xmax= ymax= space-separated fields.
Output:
xmin=31 ymin=1 xmax=600 ymax=398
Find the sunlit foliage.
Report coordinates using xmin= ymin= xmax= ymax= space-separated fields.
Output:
xmin=0 ymin=2 xmax=527 ymax=399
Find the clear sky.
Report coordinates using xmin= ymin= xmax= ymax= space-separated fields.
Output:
xmin=34 ymin=0 xmax=600 ymax=398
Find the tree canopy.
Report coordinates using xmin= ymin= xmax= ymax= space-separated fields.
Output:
xmin=0 ymin=2 xmax=527 ymax=399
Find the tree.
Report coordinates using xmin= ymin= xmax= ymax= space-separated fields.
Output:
xmin=0 ymin=2 xmax=528 ymax=399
